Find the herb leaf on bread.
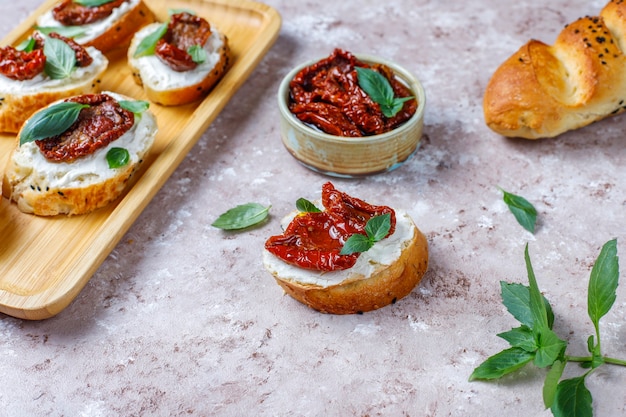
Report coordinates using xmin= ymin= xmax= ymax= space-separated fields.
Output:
xmin=340 ymin=213 xmax=391 ymax=255
xmin=20 ymin=101 xmax=88 ymax=145
xmin=42 ymin=35 xmax=76 ymax=79
xmin=133 ymin=22 xmax=168 ymax=58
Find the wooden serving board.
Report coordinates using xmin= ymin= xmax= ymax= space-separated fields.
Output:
xmin=0 ymin=0 xmax=281 ymax=320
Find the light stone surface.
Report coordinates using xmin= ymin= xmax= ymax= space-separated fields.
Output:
xmin=1 ymin=0 xmax=626 ymax=416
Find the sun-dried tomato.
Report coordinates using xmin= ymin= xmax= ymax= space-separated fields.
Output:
xmin=288 ymin=48 xmax=416 ymax=137
xmin=52 ymin=0 xmax=128 ymax=26
xmin=36 ymin=94 xmax=134 ymax=162
xmin=265 ymin=182 xmax=396 ymax=271
xmin=0 ymin=46 xmax=45 ymax=80
xmin=155 ymin=12 xmax=212 ymax=72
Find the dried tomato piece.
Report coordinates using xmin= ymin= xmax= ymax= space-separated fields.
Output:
xmin=36 ymin=94 xmax=134 ymax=162
xmin=264 ymin=182 xmax=396 ymax=271
xmin=288 ymin=48 xmax=416 ymax=137
xmin=0 ymin=46 xmax=45 ymax=80
xmin=155 ymin=12 xmax=212 ymax=72
xmin=52 ymin=0 xmax=128 ymax=26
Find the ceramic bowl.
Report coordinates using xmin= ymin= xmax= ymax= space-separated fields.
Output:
xmin=277 ymin=54 xmax=426 ymax=177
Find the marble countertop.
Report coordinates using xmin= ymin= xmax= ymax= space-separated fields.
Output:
xmin=1 ymin=0 xmax=625 ymax=416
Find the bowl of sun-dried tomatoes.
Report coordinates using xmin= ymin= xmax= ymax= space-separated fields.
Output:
xmin=278 ymin=48 xmax=426 ymax=177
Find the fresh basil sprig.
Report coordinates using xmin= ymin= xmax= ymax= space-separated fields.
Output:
xmin=212 ymin=203 xmax=271 ymax=230
xmin=36 ymin=25 xmax=86 ymax=39
xmin=340 ymin=213 xmax=391 ymax=255
xmin=106 ymin=147 xmax=130 ymax=169
xmin=43 ymin=35 xmax=76 ymax=79
xmin=500 ymin=187 xmax=537 ymax=233
xmin=188 ymin=44 xmax=207 ymax=64
xmin=295 ymin=198 xmax=321 ymax=213
xmin=355 ymin=67 xmax=414 ymax=118
xmin=20 ymin=101 xmax=88 ymax=145
xmin=74 ymin=0 xmax=115 ymax=6
xmin=119 ymin=100 xmax=150 ymax=115
xmin=470 ymin=240 xmax=626 ymax=417
xmin=133 ymin=22 xmax=168 ymax=58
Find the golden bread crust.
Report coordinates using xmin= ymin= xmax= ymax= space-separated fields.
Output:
xmin=267 ymin=219 xmax=429 ymax=315
xmin=484 ymin=0 xmax=626 ymax=138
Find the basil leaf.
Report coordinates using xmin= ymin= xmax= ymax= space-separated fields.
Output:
xmin=365 ymin=213 xmax=391 ymax=242
xmin=295 ymin=198 xmax=321 ymax=213
xmin=133 ymin=22 xmax=168 ymax=58
xmin=119 ymin=100 xmax=150 ymax=114
xmin=551 ymin=376 xmax=593 ymax=417
xmin=20 ymin=102 xmax=88 ymax=145
xmin=525 ymin=244 xmax=550 ymax=331
xmin=74 ymin=0 xmax=115 ymax=6
xmin=212 ymin=203 xmax=270 ymax=230
xmin=587 ymin=239 xmax=619 ymax=332
xmin=340 ymin=233 xmax=371 ymax=255
xmin=188 ymin=44 xmax=207 ymax=64
xmin=106 ymin=147 xmax=130 ymax=169
xmin=469 ymin=347 xmax=535 ymax=381
xmin=497 ymin=326 xmax=537 ymax=352
xmin=43 ymin=35 xmax=76 ymax=79
xmin=543 ymin=359 xmax=566 ymax=409
xmin=355 ymin=66 xmax=414 ymax=118
xmin=500 ymin=188 xmax=537 ymax=233
xmin=534 ymin=327 xmax=567 ymax=368
xmin=16 ymin=37 xmax=36 ymax=52
xmin=500 ymin=281 xmax=555 ymax=330
xmin=36 ymin=25 xmax=86 ymax=39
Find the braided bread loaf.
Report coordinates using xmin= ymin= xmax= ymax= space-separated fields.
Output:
xmin=483 ymin=0 xmax=626 ymax=139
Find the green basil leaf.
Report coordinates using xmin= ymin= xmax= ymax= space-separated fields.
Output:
xmin=295 ymin=198 xmax=321 ymax=213
xmin=20 ymin=102 xmax=89 ymax=145
xmin=497 ymin=326 xmax=537 ymax=352
xmin=500 ymin=282 xmax=555 ymax=330
xmin=551 ymin=376 xmax=593 ymax=417
xmin=587 ymin=238 xmax=619 ymax=332
xmin=500 ymin=187 xmax=537 ymax=233
xmin=365 ymin=213 xmax=391 ymax=242
xmin=133 ymin=22 xmax=168 ymax=58
xmin=43 ymin=35 xmax=76 ymax=79
xmin=16 ymin=37 xmax=36 ymax=52
xmin=74 ymin=0 xmax=115 ymax=6
xmin=36 ymin=26 xmax=87 ymax=38
xmin=534 ymin=327 xmax=567 ymax=368
xmin=340 ymin=233 xmax=372 ymax=255
xmin=543 ymin=359 xmax=566 ymax=409
xmin=525 ymin=244 xmax=550 ymax=331
xmin=469 ymin=347 xmax=535 ymax=381
xmin=355 ymin=66 xmax=414 ymax=118
xmin=212 ymin=203 xmax=270 ymax=230
xmin=106 ymin=147 xmax=130 ymax=169
xmin=188 ymin=44 xmax=207 ymax=64
xmin=119 ymin=100 xmax=150 ymax=114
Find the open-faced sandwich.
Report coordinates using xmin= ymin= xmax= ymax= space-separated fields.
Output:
xmin=2 ymin=91 xmax=158 ymax=216
xmin=36 ymin=0 xmax=155 ymax=54
xmin=127 ymin=11 xmax=230 ymax=106
xmin=263 ymin=182 xmax=429 ymax=314
xmin=0 ymin=31 xmax=108 ymax=133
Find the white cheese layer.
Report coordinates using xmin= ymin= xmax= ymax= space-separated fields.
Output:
xmin=0 ymin=46 xmax=107 ymax=94
xmin=262 ymin=209 xmax=416 ymax=288
xmin=36 ymin=0 xmax=139 ymax=45
xmin=11 ymin=91 xmax=157 ymax=190
xmin=129 ymin=22 xmax=225 ymax=91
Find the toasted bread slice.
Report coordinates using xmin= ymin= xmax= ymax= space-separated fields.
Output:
xmin=2 ymin=91 xmax=158 ymax=216
xmin=0 ymin=45 xmax=108 ymax=133
xmin=263 ymin=210 xmax=429 ymax=314
xmin=127 ymin=22 xmax=230 ymax=106
xmin=37 ymin=0 xmax=156 ymax=53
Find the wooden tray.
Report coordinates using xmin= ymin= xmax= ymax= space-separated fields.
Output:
xmin=0 ymin=0 xmax=281 ymax=320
